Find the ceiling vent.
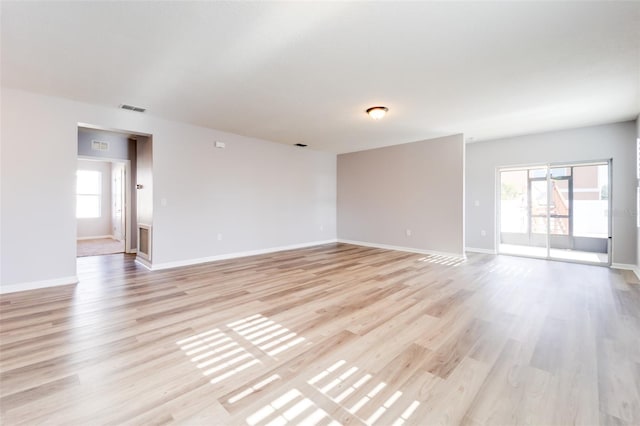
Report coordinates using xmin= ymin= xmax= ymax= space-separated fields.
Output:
xmin=119 ymin=104 xmax=146 ymax=113
xmin=91 ymin=140 xmax=109 ymax=152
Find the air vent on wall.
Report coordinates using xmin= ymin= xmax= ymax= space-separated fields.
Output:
xmin=91 ymin=140 xmax=109 ymax=152
xmin=119 ymin=104 xmax=146 ymax=113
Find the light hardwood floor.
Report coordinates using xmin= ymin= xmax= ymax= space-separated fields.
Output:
xmin=1 ymin=243 xmax=639 ymax=425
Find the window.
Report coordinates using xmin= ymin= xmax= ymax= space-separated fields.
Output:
xmin=76 ymin=170 xmax=101 ymax=218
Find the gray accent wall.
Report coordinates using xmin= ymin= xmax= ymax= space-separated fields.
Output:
xmin=337 ymin=134 xmax=465 ymax=256
xmin=78 ymin=128 xmax=130 ymax=159
xmin=466 ymin=120 xmax=637 ymax=265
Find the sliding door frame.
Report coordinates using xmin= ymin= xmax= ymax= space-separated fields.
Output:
xmin=496 ymin=158 xmax=612 ymax=266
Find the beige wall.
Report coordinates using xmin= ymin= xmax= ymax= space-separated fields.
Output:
xmin=337 ymin=134 xmax=465 ymax=256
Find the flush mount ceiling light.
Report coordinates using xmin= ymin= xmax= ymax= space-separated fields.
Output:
xmin=366 ymin=106 xmax=388 ymax=120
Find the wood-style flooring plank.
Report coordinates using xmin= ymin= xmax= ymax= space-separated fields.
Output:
xmin=1 ymin=243 xmax=639 ymax=425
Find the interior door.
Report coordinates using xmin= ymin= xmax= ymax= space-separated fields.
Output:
xmin=112 ymin=163 xmax=125 ymax=241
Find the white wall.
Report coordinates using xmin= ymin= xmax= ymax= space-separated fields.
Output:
xmin=153 ymin=129 xmax=336 ymax=264
xmin=466 ymin=120 xmax=637 ymax=265
xmin=636 ymin=117 xmax=640 ymax=272
xmin=1 ymin=88 xmax=337 ymax=290
xmin=76 ymin=159 xmax=112 ymax=238
xmin=337 ymin=134 xmax=465 ymax=256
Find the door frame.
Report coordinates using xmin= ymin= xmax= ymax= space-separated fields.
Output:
xmin=496 ymin=158 xmax=612 ymax=266
xmin=111 ymin=162 xmax=126 ymax=242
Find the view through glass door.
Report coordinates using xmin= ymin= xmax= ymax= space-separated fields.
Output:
xmin=499 ymin=161 xmax=610 ymax=265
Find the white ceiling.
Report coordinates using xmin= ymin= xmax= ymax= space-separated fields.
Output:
xmin=2 ymin=1 xmax=639 ymax=153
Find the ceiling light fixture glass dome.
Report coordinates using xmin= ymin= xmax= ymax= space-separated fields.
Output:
xmin=366 ymin=106 xmax=388 ymax=120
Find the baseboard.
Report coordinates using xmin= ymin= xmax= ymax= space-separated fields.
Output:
xmin=465 ymin=247 xmax=497 ymax=255
xmin=149 ymin=239 xmax=338 ymax=271
xmin=337 ymin=239 xmax=465 ymax=259
xmin=611 ymin=263 xmax=636 ymax=271
xmin=126 ymin=248 xmax=138 ymax=254
xmin=0 ymin=275 xmax=78 ymax=294
xmin=135 ymin=257 xmax=152 ymax=270
xmin=634 ymin=268 xmax=640 ymax=281
xmin=77 ymin=235 xmax=114 ymax=241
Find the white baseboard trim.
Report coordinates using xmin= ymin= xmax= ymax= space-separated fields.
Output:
xmin=337 ymin=239 xmax=465 ymax=259
xmin=0 ymin=275 xmax=78 ymax=294
xmin=633 ymin=268 xmax=640 ymax=281
xmin=465 ymin=247 xmax=497 ymax=255
xmin=611 ymin=263 xmax=636 ymax=271
xmin=135 ymin=257 xmax=152 ymax=270
xmin=126 ymin=248 xmax=138 ymax=254
xmin=77 ymin=235 xmax=114 ymax=241
xmin=149 ymin=239 xmax=338 ymax=271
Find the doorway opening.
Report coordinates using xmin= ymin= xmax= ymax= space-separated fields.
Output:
xmin=498 ymin=160 xmax=611 ymax=265
xmin=76 ymin=159 xmax=129 ymax=257
xmin=76 ymin=125 xmax=151 ymax=261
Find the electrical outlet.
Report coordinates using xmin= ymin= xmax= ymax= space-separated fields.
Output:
xmin=217 ymin=233 xmax=223 ymax=241
xmin=481 ymin=230 xmax=487 ymax=237
xmin=405 ymin=229 xmax=412 ymax=237
xmin=320 ymin=225 xmax=324 ymax=232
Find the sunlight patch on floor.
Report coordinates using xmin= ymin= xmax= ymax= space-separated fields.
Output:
xmin=246 ymin=388 xmax=340 ymax=426
xmin=178 ymin=314 xmax=307 ymax=387
xmin=229 ymin=314 xmax=306 ymax=357
xmin=238 ymin=359 xmax=420 ymax=426
xmin=227 ymin=374 xmax=281 ymax=405
xmin=177 ymin=327 xmax=261 ymax=384
xmin=417 ymin=255 xmax=466 ymax=267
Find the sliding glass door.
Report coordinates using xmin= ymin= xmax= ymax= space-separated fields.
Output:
xmin=498 ymin=161 xmax=610 ymax=265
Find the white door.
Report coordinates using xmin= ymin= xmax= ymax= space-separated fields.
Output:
xmin=112 ymin=163 xmax=125 ymax=241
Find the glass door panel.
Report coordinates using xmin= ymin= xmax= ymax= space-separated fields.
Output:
xmin=499 ymin=168 xmax=547 ymax=258
xmin=549 ymin=163 xmax=609 ymax=264
xmin=500 ymin=170 xmax=528 ymax=234
xmin=549 ymin=217 xmax=569 ymax=236
xmin=529 ymin=177 xmax=549 ymax=251
xmin=499 ymin=162 xmax=610 ymax=265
